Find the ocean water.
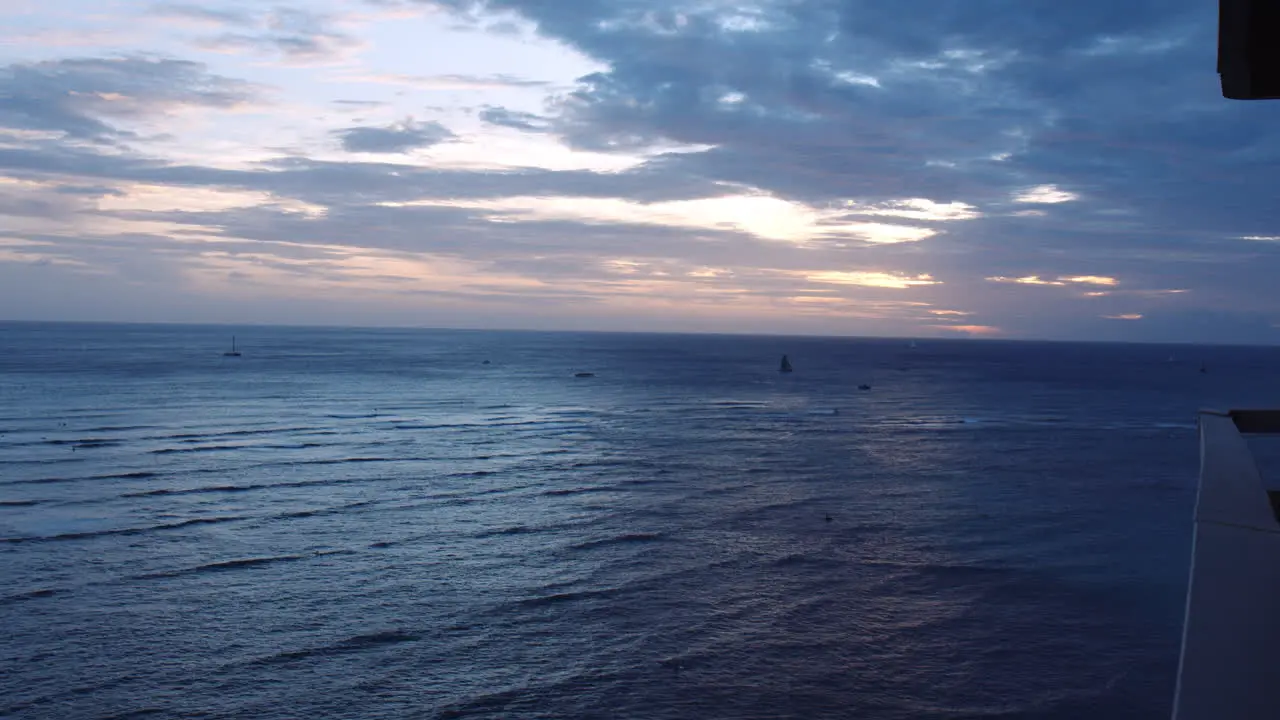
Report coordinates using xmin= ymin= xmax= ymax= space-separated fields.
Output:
xmin=5 ymin=323 xmax=1280 ymax=719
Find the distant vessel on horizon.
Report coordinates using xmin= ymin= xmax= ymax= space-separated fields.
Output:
xmin=223 ymin=336 xmax=241 ymax=357
xmin=779 ymin=355 xmax=793 ymax=373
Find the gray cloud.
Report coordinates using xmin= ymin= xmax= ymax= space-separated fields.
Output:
xmin=149 ymin=3 xmax=255 ymax=26
xmin=479 ymin=106 xmax=551 ymax=132
xmin=90 ymin=201 xmax=785 ymax=266
xmin=351 ymin=73 xmax=551 ymax=90
xmin=52 ymin=184 xmax=127 ymax=197
xmin=245 ymin=154 xmax=732 ymax=203
xmin=332 ymin=119 xmax=456 ymax=153
xmin=431 ymin=73 xmax=548 ymax=88
xmin=0 ymin=57 xmax=259 ymax=141
xmin=0 ymin=140 xmax=732 ymax=206
xmin=409 ymin=1 xmax=1223 ymax=214
xmin=165 ymin=6 xmax=362 ymax=63
xmin=362 ymin=0 xmax=1280 ymax=339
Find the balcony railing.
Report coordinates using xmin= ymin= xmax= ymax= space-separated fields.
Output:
xmin=1173 ymin=410 xmax=1280 ymax=719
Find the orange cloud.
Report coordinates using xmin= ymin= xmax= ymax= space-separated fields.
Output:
xmin=987 ymin=274 xmax=1119 ymax=287
xmin=1062 ymin=275 xmax=1118 ymax=286
xmin=933 ymin=324 xmax=1001 ymax=335
xmin=805 ymin=270 xmax=939 ymax=288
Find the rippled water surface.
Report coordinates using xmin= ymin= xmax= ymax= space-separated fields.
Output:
xmin=5 ymin=323 xmax=1280 ymax=719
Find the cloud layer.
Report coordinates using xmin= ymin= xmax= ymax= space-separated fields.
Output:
xmin=0 ymin=57 xmax=258 ymax=140
xmin=334 ymin=119 xmax=456 ymax=153
xmin=0 ymin=0 xmax=1278 ymax=341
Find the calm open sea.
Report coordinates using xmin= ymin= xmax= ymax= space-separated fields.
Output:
xmin=5 ymin=322 xmax=1280 ymax=719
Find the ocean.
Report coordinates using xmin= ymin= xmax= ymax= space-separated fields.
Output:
xmin=4 ymin=322 xmax=1280 ymax=719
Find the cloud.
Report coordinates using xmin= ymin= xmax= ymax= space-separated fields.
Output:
xmin=346 ymin=73 xmax=551 ymax=90
xmin=849 ymin=198 xmax=981 ymax=221
xmin=1062 ymin=275 xmax=1117 ymax=286
xmin=381 ymin=192 xmax=949 ymax=245
xmin=1012 ymin=184 xmax=1080 ymax=204
xmin=935 ymin=325 xmax=1002 ymax=336
xmin=7 ymin=0 xmax=1280 ymax=340
xmin=986 ymin=275 xmax=1065 ymax=286
xmin=333 ymin=118 xmax=456 ymax=153
xmin=405 ymin=2 xmax=1278 ymax=283
xmin=986 ymin=274 xmax=1118 ymax=287
xmin=0 ymin=57 xmax=260 ymax=141
xmin=479 ymin=106 xmax=552 ymax=132
xmin=805 ymin=271 xmax=939 ymax=289
xmin=0 ymin=140 xmax=731 ymax=206
xmin=149 ymin=3 xmax=255 ymax=27
xmin=179 ymin=7 xmax=363 ymax=63
xmin=53 ymin=184 xmax=127 ymax=197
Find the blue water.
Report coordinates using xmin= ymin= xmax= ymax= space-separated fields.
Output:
xmin=4 ymin=323 xmax=1280 ymax=719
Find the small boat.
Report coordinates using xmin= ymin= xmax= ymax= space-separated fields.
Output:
xmin=780 ymin=355 xmax=793 ymax=373
xmin=575 ymin=372 xmax=595 ymax=378
xmin=1200 ymin=362 xmax=1208 ymax=374
xmin=223 ymin=336 xmax=241 ymax=357
xmin=858 ymin=384 xmax=871 ymax=391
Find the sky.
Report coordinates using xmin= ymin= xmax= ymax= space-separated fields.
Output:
xmin=2 ymin=0 xmax=1279 ymax=342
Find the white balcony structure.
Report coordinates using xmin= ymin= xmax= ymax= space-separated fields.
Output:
xmin=1173 ymin=410 xmax=1280 ymax=719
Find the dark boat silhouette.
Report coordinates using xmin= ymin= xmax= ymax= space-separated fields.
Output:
xmin=575 ymin=372 xmax=595 ymax=378
xmin=223 ymin=336 xmax=241 ymax=357
xmin=779 ymin=355 xmax=793 ymax=373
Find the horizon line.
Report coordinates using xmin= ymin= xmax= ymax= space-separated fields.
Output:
xmin=0 ymin=318 xmax=1274 ymax=349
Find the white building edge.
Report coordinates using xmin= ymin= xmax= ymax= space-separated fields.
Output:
xmin=1173 ymin=410 xmax=1280 ymax=719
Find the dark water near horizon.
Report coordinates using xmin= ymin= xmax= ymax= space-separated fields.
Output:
xmin=5 ymin=323 xmax=1280 ymax=719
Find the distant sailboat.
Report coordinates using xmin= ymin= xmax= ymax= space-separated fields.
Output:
xmin=223 ymin=336 xmax=241 ymax=357
xmin=780 ymin=355 xmax=793 ymax=373
xmin=909 ymin=340 xmax=918 ymax=349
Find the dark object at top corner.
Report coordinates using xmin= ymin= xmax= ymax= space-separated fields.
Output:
xmin=1220 ymin=0 xmax=1280 ymax=99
